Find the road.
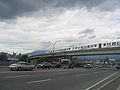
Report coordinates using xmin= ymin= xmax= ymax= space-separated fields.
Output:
xmin=0 ymin=68 xmax=120 ymax=90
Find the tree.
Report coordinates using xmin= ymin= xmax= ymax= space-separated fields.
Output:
xmin=37 ymin=57 xmax=49 ymax=63
xmin=0 ymin=52 xmax=8 ymax=61
xmin=19 ymin=54 xmax=28 ymax=62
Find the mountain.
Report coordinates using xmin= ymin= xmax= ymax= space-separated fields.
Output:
xmin=27 ymin=50 xmax=48 ymax=56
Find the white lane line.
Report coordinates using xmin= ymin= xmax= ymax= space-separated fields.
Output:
xmin=85 ymin=72 xmax=118 ymax=90
xmin=97 ymin=74 xmax=120 ymax=90
xmin=4 ymin=75 xmax=31 ymax=78
xmin=27 ymin=79 xmax=52 ymax=84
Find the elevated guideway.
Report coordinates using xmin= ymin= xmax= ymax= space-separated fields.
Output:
xmin=30 ymin=47 xmax=120 ymax=59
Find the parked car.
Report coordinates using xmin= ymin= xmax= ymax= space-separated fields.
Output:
xmin=9 ymin=61 xmax=35 ymax=71
xmin=37 ymin=62 xmax=51 ymax=69
xmin=51 ymin=62 xmax=61 ymax=68
xmin=84 ymin=64 xmax=93 ymax=68
xmin=64 ymin=64 xmax=74 ymax=69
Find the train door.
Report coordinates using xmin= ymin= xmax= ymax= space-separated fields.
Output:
xmin=99 ymin=43 xmax=102 ymax=48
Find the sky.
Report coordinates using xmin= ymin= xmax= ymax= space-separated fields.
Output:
xmin=0 ymin=0 xmax=120 ymax=53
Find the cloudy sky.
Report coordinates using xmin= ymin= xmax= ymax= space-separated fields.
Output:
xmin=0 ymin=0 xmax=120 ymax=53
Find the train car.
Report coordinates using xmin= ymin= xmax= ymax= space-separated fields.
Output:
xmin=79 ymin=44 xmax=99 ymax=50
xmin=101 ymin=41 xmax=120 ymax=48
xmin=55 ymin=41 xmax=120 ymax=53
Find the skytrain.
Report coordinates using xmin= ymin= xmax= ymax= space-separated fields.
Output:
xmin=55 ymin=41 xmax=120 ymax=52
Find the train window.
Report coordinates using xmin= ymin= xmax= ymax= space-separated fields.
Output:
xmin=84 ymin=46 xmax=86 ymax=48
xmin=99 ymin=44 xmax=102 ymax=48
xmin=117 ymin=42 xmax=119 ymax=45
xmin=95 ymin=44 xmax=97 ymax=47
xmin=81 ymin=46 xmax=83 ymax=48
xmin=107 ymin=43 xmax=109 ymax=45
xmin=87 ymin=45 xmax=90 ymax=48
xmin=103 ymin=43 xmax=106 ymax=46
xmin=75 ymin=47 xmax=77 ymax=49
xmin=112 ymin=42 xmax=116 ymax=46
xmin=109 ymin=43 xmax=111 ymax=45
xmin=68 ymin=48 xmax=71 ymax=50
xmin=91 ymin=45 xmax=94 ymax=47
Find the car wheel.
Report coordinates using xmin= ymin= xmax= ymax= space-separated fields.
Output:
xmin=11 ymin=69 xmax=14 ymax=71
xmin=37 ymin=67 xmax=40 ymax=69
xmin=17 ymin=67 xmax=22 ymax=71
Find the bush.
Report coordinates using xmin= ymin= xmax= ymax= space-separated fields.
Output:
xmin=37 ymin=57 xmax=49 ymax=63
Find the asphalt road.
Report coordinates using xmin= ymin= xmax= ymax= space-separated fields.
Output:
xmin=0 ymin=68 xmax=120 ymax=90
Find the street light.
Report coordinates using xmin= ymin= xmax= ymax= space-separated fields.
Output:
xmin=53 ymin=40 xmax=61 ymax=53
xmin=52 ymin=40 xmax=61 ymax=61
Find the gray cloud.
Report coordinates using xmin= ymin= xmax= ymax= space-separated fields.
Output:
xmin=99 ymin=31 xmax=120 ymax=41
xmin=116 ymin=37 xmax=120 ymax=39
xmin=0 ymin=0 xmax=105 ymax=20
xmin=0 ymin=0 xmax=34 ymax=20
xmin=114 ymin=32 xmax=120 ymax=40
xmin=78 ymin=28 xmax=96 ymax=39
xmin=39 ymin=41 xmax=52 ymax=49
xmin=88 ymin=35 xmax=96 ymax=39
xmin=79 ymin=28 xmax=95 ymax=34
xmin=64 ymin=39 xmax=75 ymax=43
xmin=94 ymin=0 xmax=120 ymax=12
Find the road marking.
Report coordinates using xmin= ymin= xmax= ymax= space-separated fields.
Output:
xmin=97 ymin=74 xmax=120 ymax=90
xmin=27 ymin=79 xmax=52 ymax=84
xmin=85 ymin=72 xmax=118 ymax=90
xmin=4 ymin=75 xmax=31 ymax=78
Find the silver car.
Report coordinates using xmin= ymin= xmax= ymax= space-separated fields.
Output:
xmin=9 ymin=61 xmax=35 ymax=71
xmin=84 ymin=64 xmax=93 ymax=69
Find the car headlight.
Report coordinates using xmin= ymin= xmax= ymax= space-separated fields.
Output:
xmin=40 ymin=65 xmax=43 ymax=66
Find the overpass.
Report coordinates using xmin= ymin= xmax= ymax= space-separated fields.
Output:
xmin=29 ymin=47 xmax=120 ymax=60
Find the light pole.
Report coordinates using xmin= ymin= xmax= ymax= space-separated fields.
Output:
xmin=52 ymin=40 xmax=61 ymax=61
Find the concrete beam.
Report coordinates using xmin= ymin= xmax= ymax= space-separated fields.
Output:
xmin=30 ymin=47 xmax=120 ymax=59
